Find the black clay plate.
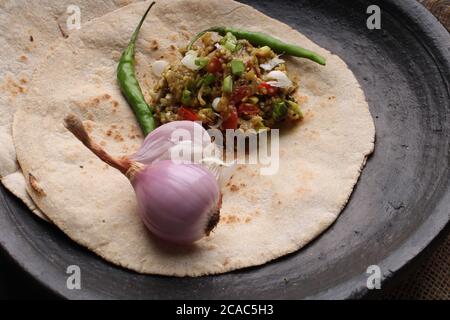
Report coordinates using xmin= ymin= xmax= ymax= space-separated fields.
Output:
xmin=0 ymin=0 xmax=448 ymax=299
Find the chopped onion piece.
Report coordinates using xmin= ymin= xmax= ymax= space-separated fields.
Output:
xmin=181 ymin=50 xmax=201 ymax=70
xmin=212 ymin=97 xmax=221 ymax=111
xmin=266 ymin=70 xmax=293 ymax=88
xmin=151 ymin=60 xmax=169 ymax=77
xmin=214 ymin=43 xmax=222 ymax=50
xmin=260 ymin=56 xmax=285 ymax=71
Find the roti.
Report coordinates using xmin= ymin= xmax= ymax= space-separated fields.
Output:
xmin=13 ymin=0 xmax=375 ymax=276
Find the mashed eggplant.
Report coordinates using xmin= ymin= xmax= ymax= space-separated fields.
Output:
xmin=152 ymin=32 xmax=303 ymax=131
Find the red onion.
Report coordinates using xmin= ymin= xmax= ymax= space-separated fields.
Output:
xmin=64 ymin=114 xmax=222 ymax=244
xmin=132 ymin=161 xmax=220 ymax=244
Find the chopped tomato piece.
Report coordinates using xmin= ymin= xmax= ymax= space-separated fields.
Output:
xmin=178 ymin=107 xmax=198 ymax=121
xmin=238 ymin=103 xmax=260 ymax=116
xmin=258 ymin=82 xmax=278 ymax=95
xmin=231 ymin=85 xmax=253 ymax=104
xmin=207 ymin=57 xmax=223 ymax=74
xmin=221 ymin=109 xmax=238 ymax=130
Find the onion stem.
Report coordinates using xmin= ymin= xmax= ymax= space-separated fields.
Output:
xmin=64 ymin=114 xmax=132 ymax=175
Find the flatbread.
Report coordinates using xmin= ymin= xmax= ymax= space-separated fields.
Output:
xmin=13 ymin=0 xmax=375 ymax=276
xmin=0 ymin=0 xmax=142 ymax=220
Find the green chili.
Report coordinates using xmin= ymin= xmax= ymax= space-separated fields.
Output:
xmin=273 ymin=100 xmax=288 ymax=121
xmin=220 ymin=32 xmax=238 ymax=52
xmin=231 ymin=59 xmax=245 ymax=76
xmin=248 ymin=96 xmax=259 ymax=104
xmin=181 ymin=89 xmax=192 ymax=106
xmin=195 ymin=57 xmax=209 ymax=69
xmin=188 ymin=26 xmax=326 ymax=66
xmin=117 ymin=2 xmax=156 ymax=136
xmin=203 ymin=74 xmax=216 ymax=86
xmin=223 ymin=75 xmax=233 ymax=93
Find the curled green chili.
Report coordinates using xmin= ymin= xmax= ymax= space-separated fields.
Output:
xmin=188 ymin=26 xmax=326 ymax=66
xmin=117 ymin=1 xmax=156 ymax=136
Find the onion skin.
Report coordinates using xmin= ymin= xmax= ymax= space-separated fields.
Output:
xmin=132 ymin=160 xmax=221 ymax=244
xmin=131 ymin=120 xmax=210 ymax=165
xmin=64 ymin=114 xmax=223 ymax=245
